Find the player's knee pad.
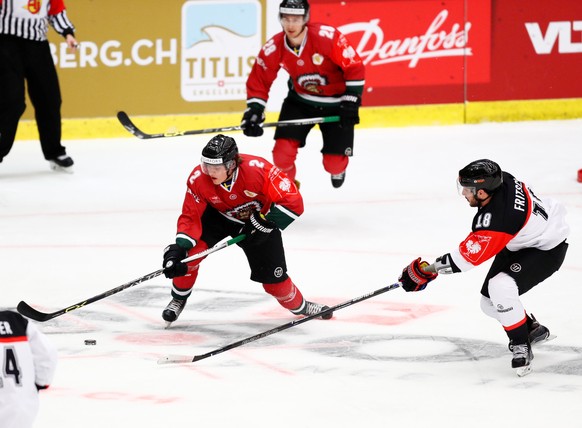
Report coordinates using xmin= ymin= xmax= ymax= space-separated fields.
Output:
xmin=480 ymin=295 xmax=499 ymax=320
xmin=487 ymin=272 xmax=525 ymax=327
xmin=322 ymin=154 xmax=348 ymax=175
xmin=272 ymin=138 xmax=300 ymax=171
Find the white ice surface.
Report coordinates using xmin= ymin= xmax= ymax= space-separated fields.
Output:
xmin=1 ymin=119 xmax=582 ymax=427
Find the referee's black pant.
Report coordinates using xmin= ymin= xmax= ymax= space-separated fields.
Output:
xmin=0 ymin=34 xmax=67 ymax=162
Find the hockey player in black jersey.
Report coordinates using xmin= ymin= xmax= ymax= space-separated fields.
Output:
xmin=398 ymin=159 xmax=569 ymax=376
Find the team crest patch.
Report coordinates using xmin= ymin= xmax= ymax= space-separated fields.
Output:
xmin=312 ymin=53 xmax=324 ymax=65
xmin=279 ymin=178 xmax=292 ymax=192
xmin=244 ymin=190 xmax=258 ymax=198
xmin=460 ymin=234 xmax=492 ymax=264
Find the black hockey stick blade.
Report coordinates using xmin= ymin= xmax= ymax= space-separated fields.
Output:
xmin=17 ymin=235 xmax=245 ymax=322
xmin=117 ymin=111 xmax=340 ymax=140
xmin=157 ymin=282 xmax=401 ymax=364
xmin=17 ymin=268 xmax=165 ymax=322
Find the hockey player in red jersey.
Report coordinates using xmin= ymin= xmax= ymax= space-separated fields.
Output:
xmin=160 ymin=134 xmax=333 ymax=324
xmin=398 ymin=159 xmax=569 ymax=376
xmin=0 ymin=310 xmax=58 ymax=428
xmin=240 ymin=0 xmax=365 ymax=189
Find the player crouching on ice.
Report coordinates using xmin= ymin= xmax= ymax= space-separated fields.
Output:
xmin=161 ymin=134 xmax=332 ymax=325
xmin=398 ymin=159 xmax=569 ymax=376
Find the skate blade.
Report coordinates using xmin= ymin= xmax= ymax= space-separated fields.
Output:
xmin=164 ymin=321 xmax=174 ymax=329
xmin=49 ymin=163 xmax=74 ymax=174
xmin=516 ymin=364 xmax=533 ymax=377
xmin=535 ymin=334 xmax=557 ymax=346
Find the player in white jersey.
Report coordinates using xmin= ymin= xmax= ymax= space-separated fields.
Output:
xmin=0 ymin=310 xmax=58 ymax=428
xmin=398 ymin=159 xmax=569 ymax=376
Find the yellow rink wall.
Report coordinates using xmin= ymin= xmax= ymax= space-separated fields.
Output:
xmin=14 ymin=97 xmax=582 ymax=141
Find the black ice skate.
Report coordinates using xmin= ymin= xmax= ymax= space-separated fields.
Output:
xmin=291 ymin=300 xmax=333 ymax=320
xmin=162 ymin=298 xmax=186 ymax=326
xmin=511 ymin=342 xmax=534 ymax=377
xmin=508 ymin=314 xmax=553 ymax=351
xmin=331 ymin=171 xmax=346 ymax=188
xmin=48 ymin=154 xmax=74 ymax=173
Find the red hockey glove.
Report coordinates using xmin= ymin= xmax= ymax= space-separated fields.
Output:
xmin=399 ymin=257 xmax=438 ymax=292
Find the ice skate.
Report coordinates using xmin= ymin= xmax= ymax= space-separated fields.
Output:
xmin=508 ymin=314 xmax=554 ymax=351
xmin=511 ymin=343 xmax=533 ymax=377
xmin=331 ymin=171 xmax=346 ymax=188
xmin=291 ymin=300 xmax=333 ymax=320
xmin=162 ymin=298 xmax=186 ymax=327
xmin=48 ymin=154 xmax=74 ymax=173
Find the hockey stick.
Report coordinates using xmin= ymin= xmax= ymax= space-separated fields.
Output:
xmin=157 ymin=282 xmax=401 ymax=364
xmin=117 ymin=111 xmax=340 ymax=140
xmin=17 ymin=234 xmax=246 ymax=322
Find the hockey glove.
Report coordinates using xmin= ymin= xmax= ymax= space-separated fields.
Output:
xmin=339 ymin=94 xmax=361 ymax=128
xmin=240 ymin=211 xmax=277 ymax=247
xmin=163 ymin=243 xmax=188 ymax=279
xmin=399 ymin=257 xmax=438 ymax=292
xmin=241 ymin=104 xmax=265 ymax=137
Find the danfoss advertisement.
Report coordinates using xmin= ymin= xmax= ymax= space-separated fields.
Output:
xmin=30 ymin=0 xmax=582 ymax=120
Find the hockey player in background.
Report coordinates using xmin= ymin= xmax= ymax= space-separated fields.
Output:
xmin=160 ymin=134 xmax=333 ymax=325
xmin=0 ymin=310 xmax=58 ymax=428
xmin=398 ymin=159 xmax=569 ymax=376
xmin=240 ymin=0 xmax=365 ymax=189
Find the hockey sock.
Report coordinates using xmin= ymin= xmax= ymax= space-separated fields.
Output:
xmin=263 ymin=278 xmax=304 ymax=310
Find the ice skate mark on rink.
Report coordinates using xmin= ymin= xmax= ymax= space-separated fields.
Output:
xmin=46 ymin=387 xmax=183 ymax=404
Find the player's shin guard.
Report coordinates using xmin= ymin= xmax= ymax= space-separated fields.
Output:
xmin=263 ymin=277 xmax=304 ymax=311
xmin=322 ymin=153 xmax=349 ymax=175
xmin=273 ymin=138 xmax=300 ymax=181
xmin=170 ymin=262 xmax=202 ymax=300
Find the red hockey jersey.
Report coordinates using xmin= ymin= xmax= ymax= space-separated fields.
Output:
xmin=175 ymin=154 xmax=303 ymax=247
xmin=246 ymin=22 xmax=365 ymax=108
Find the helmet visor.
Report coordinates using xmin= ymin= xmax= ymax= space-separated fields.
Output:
xmin=200 ymin=156 xmax=235 ymax=175
xmin=457 ymin=178 xmax=476 ymax=197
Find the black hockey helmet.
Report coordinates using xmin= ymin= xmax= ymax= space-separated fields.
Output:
xmin=201 ymin=134 xmax=238 ymax=171
xmin=279 ymin=0 xmax=310 ymax=21
xmin=458 ymin=159 xmax=503 ymax=193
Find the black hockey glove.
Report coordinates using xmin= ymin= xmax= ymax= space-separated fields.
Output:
xmin=339 ymin=94 xmax=361 ymax=128
xmin=240 ymin=211 xmax=277 ymax=247
xmin=399 ymin=257 xmax=438 ymax=292
xmin=162 ymin=244 xmax=188 ymax=279
xmin=241 ymin=104 xmax=265 ymax=137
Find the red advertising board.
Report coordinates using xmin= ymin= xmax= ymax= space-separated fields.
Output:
xmin=311 ymin=0 xmax=582 ymax=106
xmin=469 ymin=0 xmax=582 ymax=101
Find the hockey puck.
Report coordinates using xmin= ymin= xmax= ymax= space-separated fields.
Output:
xmin=84 ymin=339 xmax=97 ymax=346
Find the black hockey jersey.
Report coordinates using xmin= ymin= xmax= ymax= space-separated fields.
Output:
xmin=449 ymin=171 xmax=569 ymax=272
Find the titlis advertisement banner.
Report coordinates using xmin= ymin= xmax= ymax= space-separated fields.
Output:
xmin=180 ymin=0 xmax=262 ymax=102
